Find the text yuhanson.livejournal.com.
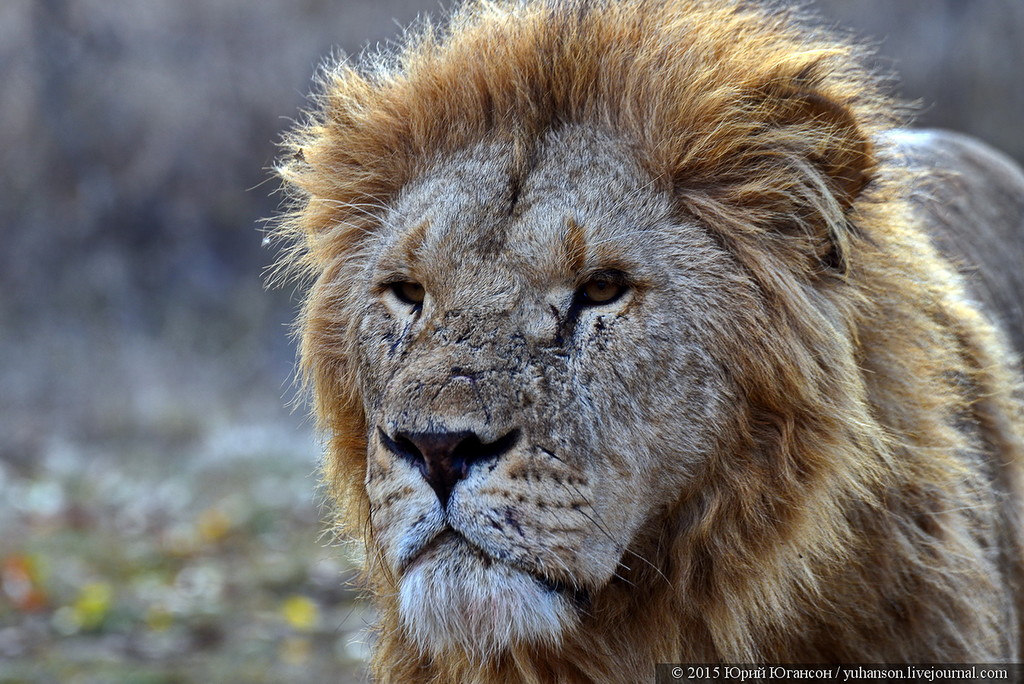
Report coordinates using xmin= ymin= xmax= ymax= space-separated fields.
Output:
xmin=656 ymin=664 xmax=1016 ymax=682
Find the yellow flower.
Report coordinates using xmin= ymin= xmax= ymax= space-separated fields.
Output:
xmin=72 ymin=582 xmax=113 ymax=630
xmin=281 ymin=594 xmax=319 ymax=632
xmin=196 ymin=508 xmax=232 ymax=544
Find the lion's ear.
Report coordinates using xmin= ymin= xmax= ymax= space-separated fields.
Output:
xmin=786 ymin=91 xmax=873 ymax=208
xmin=736 ymin=69 xmax=877 ymax=273
xmin=759 ymin=73 xmax=876 ymax=209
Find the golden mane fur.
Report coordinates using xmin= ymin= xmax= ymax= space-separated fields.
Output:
xmin=271 ymin=0 xmax=1024 ymax=680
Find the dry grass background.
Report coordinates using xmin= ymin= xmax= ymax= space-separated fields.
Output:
xmin=0 ymin=1 xmax=1021 ymax=682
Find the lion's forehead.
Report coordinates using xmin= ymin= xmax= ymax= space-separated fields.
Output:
xmin=379 ymin=126 xmax=674 ymax=283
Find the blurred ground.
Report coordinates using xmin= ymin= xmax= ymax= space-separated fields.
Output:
xmin=0 ymin=1 xmax=1021 ymax=682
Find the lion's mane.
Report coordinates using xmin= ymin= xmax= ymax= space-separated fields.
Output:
xmin=272 ymin=0 xmax=1024 ymax=680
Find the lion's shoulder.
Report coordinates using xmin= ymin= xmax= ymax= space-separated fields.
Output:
xmin=882 ymin=128 xmax=1024 ymax=354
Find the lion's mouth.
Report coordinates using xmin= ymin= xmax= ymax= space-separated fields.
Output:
xmin=405 ymin=528 xmax=591 ymax=609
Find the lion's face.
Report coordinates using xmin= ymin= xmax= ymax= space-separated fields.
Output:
xmin=353 ymin=126 xmax=739 ymax=657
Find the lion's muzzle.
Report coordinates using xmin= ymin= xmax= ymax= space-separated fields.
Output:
xmin=378 ymin=426 xmax=521 ymax=507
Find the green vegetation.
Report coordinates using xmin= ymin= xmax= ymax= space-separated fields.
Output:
xmin=0 ymin=421 xmax=371 ymax=684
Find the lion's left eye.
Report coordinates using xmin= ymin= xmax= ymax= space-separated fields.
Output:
xmin=576 ymin=273 xmax=627 ymax=306
xmin=389 ymin=281 xmax=426 ymax=306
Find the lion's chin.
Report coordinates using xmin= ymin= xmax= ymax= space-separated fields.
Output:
xmin=397 ymin=536 xmax=578 ymax=660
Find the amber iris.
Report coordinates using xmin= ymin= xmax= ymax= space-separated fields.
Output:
xmin=391 ymin=281 xmax=425 ymax=305
xmin=578 ymin=277 xmax=626 ymax=305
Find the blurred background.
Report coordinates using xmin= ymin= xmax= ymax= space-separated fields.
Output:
xmin=1 ymin=1 xmax=1021 ymax=682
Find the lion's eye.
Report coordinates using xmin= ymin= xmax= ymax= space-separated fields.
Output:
xmin=389 ymin=281 xmax=426 ymax=306
xmin=577 ymin=274 xmax=627 ymax=306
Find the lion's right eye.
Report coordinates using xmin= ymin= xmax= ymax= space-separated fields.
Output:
xmin=575 ymin=271 xmax=629 ymax=307
xmin=388 ymin=281 xmax=426 ymax=307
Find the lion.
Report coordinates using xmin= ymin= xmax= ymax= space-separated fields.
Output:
xmin=270 ymin=0 xmax=1024 ymax=680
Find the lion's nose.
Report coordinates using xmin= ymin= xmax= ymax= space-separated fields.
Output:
xmin=379 ymin=428 xmax=519 ymax=507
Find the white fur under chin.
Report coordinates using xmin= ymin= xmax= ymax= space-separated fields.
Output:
xmin=397 ymin=541 xmax=575 ymax=661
